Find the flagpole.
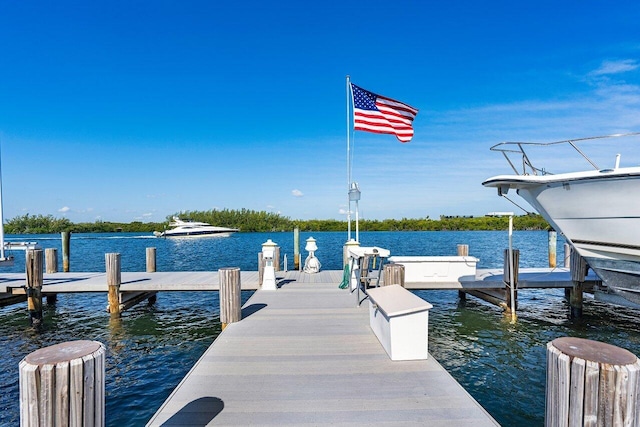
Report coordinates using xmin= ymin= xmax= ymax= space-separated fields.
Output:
xmin=0 ymin=141 xmax=6 ymax=261
xmin=346 ymin=75 xmax=352 ymax=241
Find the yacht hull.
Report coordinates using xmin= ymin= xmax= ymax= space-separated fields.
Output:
xmin=483 ymin=170 xmax=640 ymax=301
xmin=154 ymin=217 xmax=239 ymax=238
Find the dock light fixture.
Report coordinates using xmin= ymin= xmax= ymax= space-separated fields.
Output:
xmin=261 ymin=239 xmax=277 ymax=290
xmin=303 ymin=237 xmax=321 ymax=273
xmin=349 ymin=182 xmax=361 ymax=243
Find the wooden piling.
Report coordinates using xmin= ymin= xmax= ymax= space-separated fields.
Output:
xmin=45 ymin=248 xmax=57 ymax=273
xmin=44 ymin=248 xmax=58 ymax=304
xmin=26 ymin=249 xmax=43 ymax=326
xmin=457 ymin=244 xmax=469 ymax=256
xmin=61 ymin=231 xmax=71 ymax=272
xmin=146 ymin=247 xmax=156 ymax=273
xmin=274 ymin=246 xmax=280 ymax=271
xmin=457 ymin=243 xmax=470 ymax=301
xmin=294 ymin=227 xmax=300 ymax=270
xmin=219 ymin=267 xmax=241 ymax=329
xmin=504 ymin=248 xmax=519 ymax=313
xmin=569 ymin=249 xmax=588 ymax=318
xmin=106 ymin=253 xmax=121 ymax=316
xmin=563 ymin=243 xmax=571 ymax=268
xmin=545 ymin=337 xmax=640 ymax=427
xmin=258 ymin=252 xmax=264 ymax=285
xmin=19 ymin=340 xmax=105 ymax=427
xmin=548 ymin=230 xmax=557 ymax=268
xmin=383 ymin=263 xmax=405 ymax=287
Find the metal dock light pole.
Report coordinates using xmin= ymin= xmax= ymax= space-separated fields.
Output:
xmin=489 ymin=211 xmax=517 ymax=319
xmin=349 ymin=182 xmax=361 ymax=243
xmin=508 ymin=213 xmax=516 ymax=322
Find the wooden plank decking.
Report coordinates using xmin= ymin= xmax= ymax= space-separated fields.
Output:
xmin=147 ymin=273 xmax=499 ymax=426
xmin=0 ymin=267 xmax=593 ymax=295
xmin=0 ymin=271 xmax=262 ymax=294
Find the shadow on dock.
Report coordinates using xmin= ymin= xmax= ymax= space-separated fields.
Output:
xmin=241 ymin=303 xmax=267 ymax=319
xmin=160 ymin=396 xmax=224 ymax=426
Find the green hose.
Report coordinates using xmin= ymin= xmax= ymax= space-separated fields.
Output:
xmin=339 ymin=263 xmax=350 ymax=289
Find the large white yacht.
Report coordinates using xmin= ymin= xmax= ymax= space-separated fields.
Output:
xmin=482 ymin=133 xmax=640 ymax=305
xmin=154 ymin=217 xmax=239 ymax=238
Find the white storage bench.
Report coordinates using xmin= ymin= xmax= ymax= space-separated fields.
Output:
xmin=388 ymin=256 xmax=478 ymax=283
xmin=367 ymin=285 xmax=433 ymax=361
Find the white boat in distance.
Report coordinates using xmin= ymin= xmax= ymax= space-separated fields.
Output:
xmin=154 ymin=217 xmax=239 ymax=238
xmin=482 ymin=132 xmax=640 ymax=305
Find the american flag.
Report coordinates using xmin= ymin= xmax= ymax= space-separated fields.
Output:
xmin=351 ymin=83 xmax=418 ymax=143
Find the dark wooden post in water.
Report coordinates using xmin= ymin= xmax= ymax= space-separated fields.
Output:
xmin=219 ymin=267 xmax=241 ymax=330
xmin=569 ymin=249 xmax=588 ymax=318
xmin=383 ymin=263 xmax=405 ymax=287
xmin=26 ymin=249 xmax=43 ymax=326
xmin=61 ymin=231 xmax=71 ymax=272
xmin=106 ymin=253 xmax=121 ymax=316
xmin=504 ymin=248 xmax=519 ymax=314
xmin=546 ymin=337 xmax=640 ymax=426
xmin=146 ymin=247 xmax=156 ymax=272
xmin=19 ymin=340 xmax=105 ymax=426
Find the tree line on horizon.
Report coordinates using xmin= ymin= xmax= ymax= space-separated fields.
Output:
xmin=3 ymin=210 xmax=550 ymax=234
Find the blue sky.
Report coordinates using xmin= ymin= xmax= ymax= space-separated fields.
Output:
xmin=1 ymin=1 xmax=640 ymax=223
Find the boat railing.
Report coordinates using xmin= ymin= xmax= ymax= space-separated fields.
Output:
xmin=489 ymin=132 xmax=640 ymax=176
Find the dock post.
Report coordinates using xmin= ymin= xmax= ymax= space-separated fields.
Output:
xmin=503 ymin=248 xmax=519 ymax=314
xmin=61 ymin=231 xmax=71 ymax=272
xmin=44 ymin=248 xmax=58 ymax=304
xmin=457 ymin=244 xmax=469 ymax=256
xmin=26 ymin=249 xmax=44 ymax=326
xmin=274 ymin=245 xmax=281 ymax=271
xmin=548 ymin=229 xmax=557 ymax=268
xmin=219 ymin=267 xmax=241 ymax=329
xmin=545 ymin=337 xmax=640 ymax=426
xmin=146 ymin=247 xmax=156 ymax=272
xmin=293 ymin=227 xmax=300 ymax=270
xmin=457 ymin=244 xmax=469 ymax=301
xmin=563 ymin=243 xmax=571 ymax=268
xmin=19 ymin=340 xmax=105 ymax=427
xmin=106 ymin=253 xmax=121 ymax=316
xmin=383 ymin=263 xmax=405 ymax=287
xmin=569 ymin=249 xmax=588 ymax=318
xmin=45 ymin=248 xmax=57 ymax=273
xmin=258 ymin=252 xmax=264 ymax=284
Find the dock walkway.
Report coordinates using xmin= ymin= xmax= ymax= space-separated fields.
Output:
xmin=147 ymin=272 xmax=499 ymax=426
xmin=0 ymin=267 xmax=591 ymax=295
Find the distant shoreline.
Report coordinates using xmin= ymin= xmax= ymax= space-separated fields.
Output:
xmin=4 ymin=212 xmax=549 ymax=234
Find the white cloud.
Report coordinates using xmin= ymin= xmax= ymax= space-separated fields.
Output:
xmin=292 ymin=189 xmax=304 ymax=197
xmin=590 ymin=59 xmax=640 ymax=77
xmin=58 ymin=206 xmax=70 ymax=213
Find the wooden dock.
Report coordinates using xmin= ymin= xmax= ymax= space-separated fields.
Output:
xmin=0 ymin=267 xmax=592 ymax=295
xmin=146 ymin=272 xmax=499 ymax=426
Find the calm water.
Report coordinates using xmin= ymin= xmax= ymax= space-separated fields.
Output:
xmin=2 ymin=231 xmax=640 ymax=426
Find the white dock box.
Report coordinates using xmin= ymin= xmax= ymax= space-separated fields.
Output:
xmin=388 ymin=256 xmax=478 ymax=283
xmin=368 ymin=285 xmax=433 ymax=361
